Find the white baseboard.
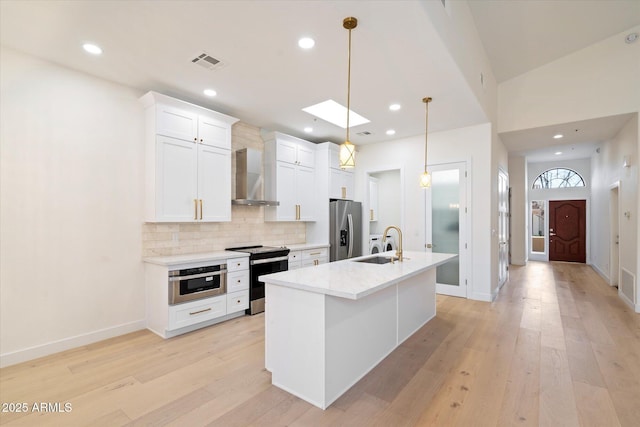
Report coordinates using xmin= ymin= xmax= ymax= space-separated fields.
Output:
xmin=618 ymin=289 xmax=639 ymax=313
xmin=469 ymin=291 xmax=493 ymax=302
xmin=590 ymin=263 xmax=611 ymax=284
xmin=0 ymin=320 xmax=145 ymax=368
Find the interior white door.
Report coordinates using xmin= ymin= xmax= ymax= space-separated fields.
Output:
xmin=425 ymin=162 xmax=467 ymax=297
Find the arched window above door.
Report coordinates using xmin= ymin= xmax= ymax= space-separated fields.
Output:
xmin=532 ymin=168 xmax=585 ymax=189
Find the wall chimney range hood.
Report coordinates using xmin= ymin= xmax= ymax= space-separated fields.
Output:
xmin=232 ymin=148 xmax=279 ymax=206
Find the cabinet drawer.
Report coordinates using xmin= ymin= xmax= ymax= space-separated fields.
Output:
xmin=168 ymin=295 xmax=226 ymax=331
xmin=301 ymin=247 xmax=328 ymax=260
xmin=227 ymin=257 xmax=249 ymax=272
xmin=227 ymin=270 xmax=249 ymax=292
xmin=288 ymin=250 xmax=302 ymax=263
xmin=227 ymin=290 xmax=249 ymax=314
xmin=301 ymin=257 xmax=328 ymax=267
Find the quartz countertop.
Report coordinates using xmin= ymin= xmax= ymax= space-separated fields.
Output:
xmin=143 ymin=250 xmax=249 ymax=267
xmin=260 ymin=250 xmax=457 ymax=300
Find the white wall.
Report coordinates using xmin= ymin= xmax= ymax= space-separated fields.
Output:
xmin=508 ymin=156 xmax=527 ymax=265
xmin=591 ymin=115 xmax=638 ymax=304
xmin=423 ymin=0 xmax=498 ymax=124
xmin=499 ymin=25 xmax=640 ymax=133
xmin=356 ymin=122 xmax=497 ymax=301
xmin=0 ymin=47 xmax=146 ymax=366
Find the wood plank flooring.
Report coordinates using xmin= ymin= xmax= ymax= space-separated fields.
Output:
xmin=1 ymin=261 xmax=639 ymax=426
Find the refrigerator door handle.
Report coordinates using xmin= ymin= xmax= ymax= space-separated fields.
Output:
xmin=347 ymin=213 xmax=354 ymax=258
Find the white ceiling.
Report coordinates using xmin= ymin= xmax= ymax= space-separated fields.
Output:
xmin=1 ymin=0 xmax=638 ymax=162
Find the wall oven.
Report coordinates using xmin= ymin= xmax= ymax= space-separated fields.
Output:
xmin=168 ymin=262 xmax=227 ymax=305
xmin=226 ymin=246 xmax=289 ymax=314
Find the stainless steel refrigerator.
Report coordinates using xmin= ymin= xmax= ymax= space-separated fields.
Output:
xmin=329 ymin=200 xmax=362 ymax=261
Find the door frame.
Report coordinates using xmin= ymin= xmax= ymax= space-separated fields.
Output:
xmin=424 ymin=161 xmax=471 ymax=298
xmin=609 ymin=182 xmax=620 ymax=287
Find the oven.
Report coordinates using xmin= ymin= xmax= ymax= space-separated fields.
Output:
xmin=168 ymin=263 xmax=227 ymax=305
xmin=226 ymin=246 xmax=289 ymax=315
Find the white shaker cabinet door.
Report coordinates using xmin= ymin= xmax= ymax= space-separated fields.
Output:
xmin=155 ymin=136 xmax=198 ymax=222
xmin=275 ymin=162 xmax=297 ymax=221
xmin=156 ymin=104 xmax=198 ymax=142
xmin=198 ymin=145 xmax=231 ymax=222
xmin=198 ymin=115 xmax=231 ymax=149
xmin=296 ymin=164 xmax=316 ymax=221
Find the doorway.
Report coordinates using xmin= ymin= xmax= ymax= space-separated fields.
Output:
xmin=498 ymin=169 xmax=509 ymax=288
xmin=549 ymin=200 xmax=586 ymax=263
xmin=425 ymin=162 xmax=468 ymax=297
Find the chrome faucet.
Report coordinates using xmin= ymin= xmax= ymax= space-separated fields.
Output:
xmin=382 ymin=225 xmax=403 ymax=262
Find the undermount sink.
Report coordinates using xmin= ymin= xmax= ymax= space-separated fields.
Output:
xmin=354 ymin=256 xmax=393 ymax=264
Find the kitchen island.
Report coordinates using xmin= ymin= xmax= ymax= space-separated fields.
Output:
xmin=261 ymin=250 xmax=457 ymax=409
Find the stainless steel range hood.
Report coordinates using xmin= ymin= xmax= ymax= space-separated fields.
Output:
xmin=232 ymin=148 xmax=279 ymax=206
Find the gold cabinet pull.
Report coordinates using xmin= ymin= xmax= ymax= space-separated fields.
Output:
xmin=314 ymin=259 xmax=319 ymax=266
xmin=189 ymin=307 xmax=212 ymax=316
xmin=194 ymin=199 xmax=198 ymax=220
xmin=370 ymin=209 xmax=374 ymax=221
xmin=310 ymin=251 xmax=321 ymax=255
xmin=199 ymin=199 xmax=203 ymax=220
xmin=295 ymin=204 xmax=300 ymax=220
xmin=341 ymin=186 xmax=346 ymax=199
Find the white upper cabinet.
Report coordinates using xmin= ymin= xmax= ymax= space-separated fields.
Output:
xmin=325 ymin=143 xmax=354 ymax=200
xmin=140 ymin=91 xmax=238 ymax=222
xmin=263 ymin=132 xmax=316 ymax=222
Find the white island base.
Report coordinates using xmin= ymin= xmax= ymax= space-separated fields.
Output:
xmin=264 ymin=252 xmax=451 ymax=410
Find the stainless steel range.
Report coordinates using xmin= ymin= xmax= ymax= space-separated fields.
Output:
xmin=226 ymin=245 xmax=289 ymax=314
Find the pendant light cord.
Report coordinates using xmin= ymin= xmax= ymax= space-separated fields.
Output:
xmin=346 ymin=26 xmax=352 ymax=142
xmin=423 ymin=97 xmax=431 ymax=172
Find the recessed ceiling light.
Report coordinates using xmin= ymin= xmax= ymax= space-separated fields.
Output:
xmin=302 ymin=99 xmax=370 ymax=129
xmin=304 ymin=127 xmax=313 ymax=133
xmin=389 ymin=104 xmax=401 ymax=111
xmin=553 ymin=134 xmax=563 ymax=139
xmin=555 ymin=151 xmax=562 ymax=155
xmin=386 ymin=129 xmax=396 ymax=136
xmin=203 ymin=89 xmax=217 ymax=97
xmin=82 ymin=43 xmax=102 ymax=55
xmin=298 ymin=37 xmax=315 ymax=49
xmin=625 ymin=32 xmax=638 ymax=44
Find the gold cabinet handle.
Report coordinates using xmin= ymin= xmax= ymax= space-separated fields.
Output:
xmin=194 ymin=199 xmax=198 ymax=220
xmin=310 ymin=251 xmax=321 ymax=255
xmin=199 ymin=199 xmax=203 ymax=220
xmin=341 ymin=186 xmax=346 ymax=199
xmin=295 ymin=204 xmax=300 ymax=220
xmin=189 ymin=308 xmax=212 ymax=316
xmin=370 ymin=209 xmax=374 ymax=220
xmin=314 ymin=259 xmax=319 ymax=266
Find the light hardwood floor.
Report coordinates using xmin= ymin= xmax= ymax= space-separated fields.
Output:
xmin=1 ymin=261 xmax=639 ymax=426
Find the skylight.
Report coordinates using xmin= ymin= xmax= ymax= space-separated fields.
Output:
xmin=302 ymin=100 xmax=370 ymax=129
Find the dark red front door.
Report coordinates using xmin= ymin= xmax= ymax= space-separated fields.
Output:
xmin=549 ymin=200 xmax=586 ymax=263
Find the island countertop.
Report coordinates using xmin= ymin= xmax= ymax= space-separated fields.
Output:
xmin=260 ymin=250 xmax=457 ymax=300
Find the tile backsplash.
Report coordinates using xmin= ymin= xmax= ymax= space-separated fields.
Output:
xmin=142 ymin=122 xmax=306 ymax=257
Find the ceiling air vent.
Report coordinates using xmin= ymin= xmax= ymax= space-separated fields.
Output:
xmin=357 ymin=131 xmax=372 ymax=136
xmin=191 ymin=52 xmax=224 ymax=71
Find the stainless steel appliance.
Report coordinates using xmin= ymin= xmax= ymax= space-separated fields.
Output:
xmin=232 ymin=148 xmax=279 ymax=206
xmin=330 ymin=200 xmax=362 ymax=261
xmin=168 ymin=262 xmax=227 ymax=305
xmin=226 ymin=245 xmax=289 ymax=315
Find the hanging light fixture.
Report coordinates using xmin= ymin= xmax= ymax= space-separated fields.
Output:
xmin=339 ymin=16 xmax=357 ymax=168
xmin=420 ymin=97 xmax=433 ymax=188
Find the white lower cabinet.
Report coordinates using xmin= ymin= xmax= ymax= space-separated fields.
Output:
xmin=227 ymin=290 xmax=249 ymax=314
xmin=145 ymin=255 xmax=249 ymax=339
xmin=288 ymin=247 xmax=329 ymax=270
xmin=168 ymin=295 xmax=227 ymax=331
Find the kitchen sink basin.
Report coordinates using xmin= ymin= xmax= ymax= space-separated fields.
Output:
xmin=353 ymin=256 xmax=393 ymax=264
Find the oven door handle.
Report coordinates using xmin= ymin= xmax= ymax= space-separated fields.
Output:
xmin=168 ymin=270 xmax=226 ymax=281
xmin=250 ymin=255 xmax=289 ymax=265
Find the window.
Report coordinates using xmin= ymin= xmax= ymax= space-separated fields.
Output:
xmin=532 ymin=168 xmax=585 ymax=189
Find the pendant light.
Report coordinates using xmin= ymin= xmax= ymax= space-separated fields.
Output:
xmin=420 ymin=97 xmax=433 ymax=188
xmin=339 ymin=17 xmax=357 ymax=168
